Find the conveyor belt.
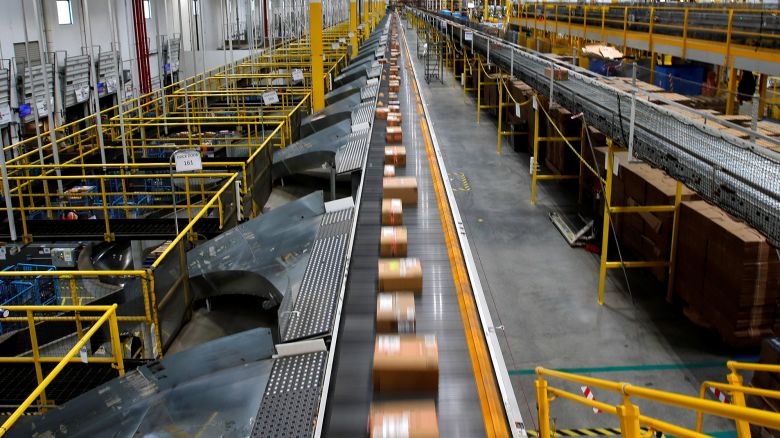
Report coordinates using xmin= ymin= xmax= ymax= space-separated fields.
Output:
xmin=419 ymin=9 xmax=780 ymax=247
xmin=323 ymin=18 xmax=487 ymax=438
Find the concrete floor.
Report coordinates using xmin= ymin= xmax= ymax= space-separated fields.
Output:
xmin=404 ymin=21 xmax=742 ymax=435
xmin=166 ymin=296 xmax=275 ymax=355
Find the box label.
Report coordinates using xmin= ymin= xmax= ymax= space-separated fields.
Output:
xmin=262 ymin=90 xmax=279 ymax=105
xmin=379 ymin=293 xmax=394 ymax=311
xmin=75 ymin=85 xmax=90 ymax=103
xmin=465 ymin=31 xmax=473 ymax=41
xmin=0 ymin=104 xmax=11 ymax=124
xmin=378 ymin=335 xmax=401 ymax=353
xmin=292 ymin=69 xmax=304 ymax=82
xmin=174 ymin=150 xmax=202 ymax=172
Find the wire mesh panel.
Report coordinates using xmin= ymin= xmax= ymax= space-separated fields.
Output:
xmin=430 ymin=10 xmax=780 ymax=246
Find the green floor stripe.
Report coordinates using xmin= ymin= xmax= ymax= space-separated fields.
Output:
xmin=509 ymin=360 xmax=728 ymax=376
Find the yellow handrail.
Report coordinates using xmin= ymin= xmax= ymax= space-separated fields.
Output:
xmin=0 ymin=304 xmax=124 ymax=437
xmin=535 ymin=366 xmax=780 ymax=438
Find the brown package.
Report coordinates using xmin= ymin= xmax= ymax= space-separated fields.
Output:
xmin=384 ymin=164 xmax=396 ymax=177
xmin=376 ymin=292 xmax=415 ymax=333
xmin=387 ymin=113 xmax=402 ymax=127
xmin=388 ymin=104 xmax=400 ymax=113
xmin=381 ymin=199 xmax=403 ymax=225
xmin=378 ymin=258 xmax=423 ymax=293
xmin=388 ymin=92 xmax=399 ymax=101
xmin=544 ymin=66 xmax=568 ymax=81
xmin=386 ymin=126 xmax=403 ymax=143
xmin=384 ymin=146 xmax=406 ymax=167
xmin=372 ymin=334 xmax=438 ymax=392
xmin=389 ymin=82 xmax=400 ymax=93
xmin=383 ymin=176 xmax=418 ymax=205
xmin=369 ymin=400 xmax=439 ymax=438
xmin=376 ymin=107 xmax=389 ymax=120
xmin=380 ymin=226 xmax=408 ymax=257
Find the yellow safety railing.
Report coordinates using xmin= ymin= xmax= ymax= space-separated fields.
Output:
xmin=535 ymin=366 xmax=780 ymax=438
xmin=696 ymin=361 xmax=780 ymax=437
xmin=6 ymin=172 xmax=237 ymax=242
xmin=0 ymin=171 xmax=238 ymax=358
xmin=0 ymin=304 xmax=124 ymax=437
xmin=4 ymin=119 xmax=280 ymax=213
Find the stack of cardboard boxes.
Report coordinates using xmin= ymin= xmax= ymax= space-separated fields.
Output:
xmin=592 ymin=148 xmax=698 ymax=282
xmin=676 ymin=201 xmax=780 ymax=346
xmin=587 ymin=140 xmax=779 ymax=345
xmin=370 ymin=15 xmax=440 ymax=438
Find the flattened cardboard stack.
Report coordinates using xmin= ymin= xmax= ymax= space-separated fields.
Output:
xmin=544 ymin=104 xmax=582 ymax=175
xmin=675 ymin=201 xmax=780 ymax=346
xmin=593 ymin=148 xmax=698 ymax=282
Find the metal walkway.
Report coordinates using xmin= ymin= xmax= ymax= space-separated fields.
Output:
xmin=322 ymin=16 xmax=496 ymax=438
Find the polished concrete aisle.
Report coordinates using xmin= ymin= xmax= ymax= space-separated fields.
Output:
xmin=403 ymin=18 xmax=736 ymax=434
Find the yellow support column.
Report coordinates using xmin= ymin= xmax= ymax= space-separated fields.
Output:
xmin=350 ymin=0 xmax=359 ymax=58
xmin=597 ymin=139 xmax=613 ymax=305
xmin=531 ymin=97 xmax=540 ymax=205
xmin=726 ymin=63 xmax=737 ymax=115
xmin=310 ymin=0 xmax=325 ymax=112
xmin=484 ymin=0 xmax=488 ymax=22
xmin=363 ymin=0 xmax=370 ymax=39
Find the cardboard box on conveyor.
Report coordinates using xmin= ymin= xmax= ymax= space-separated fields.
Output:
xmin=378 ymin=257 xmax=422 ymax=293
xmin=376 ymin=291 xmax=415 ymax=333
xmin=372 ymin=334 xmax=438 ymax=392
xmin=383 ymin=176 xmax=417 ymax=205
xmin=369 ymin=400 xmax=439 ymax=438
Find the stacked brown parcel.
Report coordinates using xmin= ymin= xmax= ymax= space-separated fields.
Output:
xmin=675 ymin=201 xmax=780 ymax=346
xmin=370 ymin=14 xmax=440 ymax=438
xmin=585 ymin=143 xmax=779 ymax=346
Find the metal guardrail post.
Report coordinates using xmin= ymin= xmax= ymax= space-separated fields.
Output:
xmin=535 ymin=374 xmax=551 ymax=438
xmin=617 ymin=396 xmax=642 ymax=438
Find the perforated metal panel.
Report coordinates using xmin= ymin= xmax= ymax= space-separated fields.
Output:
xmin=163 ymin=37 xmax=181 ymax=73
xmin=21 ymin=62 xmax=55 ymax=120
xmin=65 ymin=55 xmax=91 ymax=108
xmin=361 ymin=83 xmax=379 ymax=101
xmin=337 ymin=129 xmax=370 ymax=174
xmin=252 ymin=351 xmax=328 ymax=438
xmin=368 ymin=64 xmax=383 ymax=79
xmin=0 ymin=67 xmax=11 ymax=127
xmin=97 ymin=51 xmax=119 ymax=97
xmin=351 ymin=101 xmax=374 ymax=126
xmin=280 ymin=207 xmax=353 ymax=343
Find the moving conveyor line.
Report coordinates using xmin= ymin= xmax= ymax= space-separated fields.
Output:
xmin=1 ymin=19 xmax=389 ymax=438
xmin=417 ymin=9 xmax=780 ymax=248
xmin=321 ymin=12 xmax=523 ymax=438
